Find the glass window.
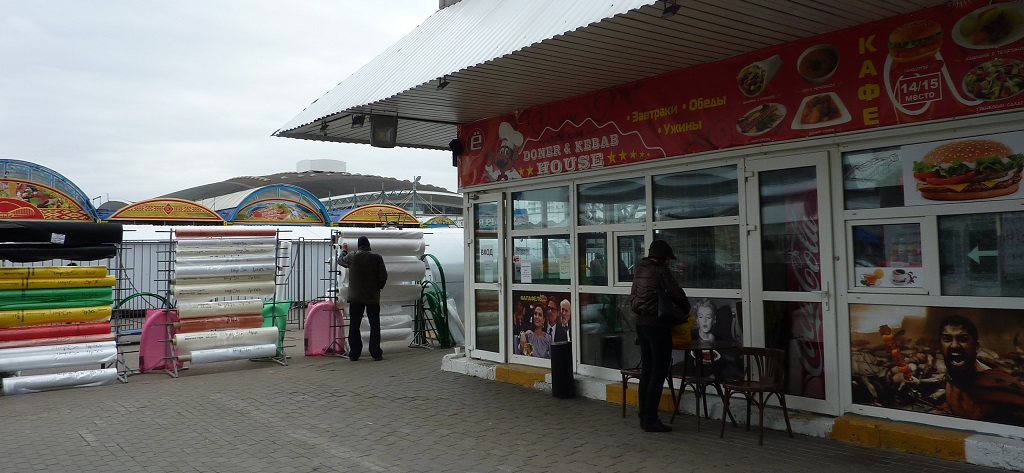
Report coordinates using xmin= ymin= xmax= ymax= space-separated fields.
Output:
xmin=577 ymin=178 xmax=646 ymax=225
xmin=579 ymin=233 xmax=607 ymax=286
xmin=512 ymin=187 xmax=570 ymax=230
xmin=763 ymin=300 xmax=825 ymax=399
xmin=939 ymin=212 xmax=1024 ymax=297
xmin=616 ymin=235 xmax=645 ymax=284
xmin=842 ymin=147 xmax=905 ymax=210
xmin=578 ymin=293 xmax=637 ymax=369
xmin=512 ymin=236 xmax=571 ymax=284
xmin=654 ymin=226 xmax=741 ymax=289
xmin=653 ymin=165 xmax=739 ymax=220
xmin=760 ymin=166 xmax=820 ymax=293
xmin=474 ymin=289 xmax=500 ymax=353
xmin=473 ymin=202 xmax=499 ymax=284
xmin=852 ymin=223 xmax=923 ymax=288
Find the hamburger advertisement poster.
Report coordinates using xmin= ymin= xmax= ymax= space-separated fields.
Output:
xmin=459 ymin=0 xmax=1024 ymax=187
xmin=902 ymin=130 xmax=1024 ymax=205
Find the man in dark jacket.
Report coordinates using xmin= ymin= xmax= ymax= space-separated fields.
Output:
xmin=340 ymin=235 xmax=388 ymax=361
xmin=629 ymin=239 xmax=689 ymax=432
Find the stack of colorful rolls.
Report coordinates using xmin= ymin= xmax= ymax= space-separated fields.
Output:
xmin=0 ymin=265 xmax=117 ymax=395
xmin=168 ymin=227 xmax=282 ymax=365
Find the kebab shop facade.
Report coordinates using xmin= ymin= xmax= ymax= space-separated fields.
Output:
xmin=457 ymin=2 xmax=1024 ymax=438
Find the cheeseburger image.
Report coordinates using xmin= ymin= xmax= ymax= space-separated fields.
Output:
xmin=888 ymin=19 xmax=943 ymax=62
xmin=912 ymin=139 xmax=1024 ymax=200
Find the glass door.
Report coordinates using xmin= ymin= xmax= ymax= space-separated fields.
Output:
xmin=468 ymin=193 xmax=505 ymax=362
xmin=745 ymin=152 xmax=838 ymax=414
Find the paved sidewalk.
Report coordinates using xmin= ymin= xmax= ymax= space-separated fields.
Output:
xmin=0 ymin=333 xmax=1008 ymax=473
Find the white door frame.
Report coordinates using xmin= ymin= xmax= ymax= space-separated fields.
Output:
xmin=744 ymin=151 xmax=840 ymax=415
xmin=467 ymin=192 xmax=506 ymax=363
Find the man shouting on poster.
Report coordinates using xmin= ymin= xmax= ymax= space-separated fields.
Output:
xmin=938 ymin=315 xmax=1024 ymax=426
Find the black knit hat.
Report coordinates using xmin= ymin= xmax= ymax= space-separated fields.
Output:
xmin=648 ymin=239 xmax=675 ymax=260
xmin=357 ymin=236 xmax=371 ymax=250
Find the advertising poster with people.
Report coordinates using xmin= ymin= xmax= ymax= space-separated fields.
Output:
xmin=457 ymin=0 xmax=1024 ymax=188
xmin=850 ymin=304 xmax=1024 ymax=427
xmin=511 ymin=290 xmax=571 ymax=359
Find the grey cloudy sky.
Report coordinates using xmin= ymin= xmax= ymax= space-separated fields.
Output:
xmin=0 ymin=1 xmax=450 ymax=204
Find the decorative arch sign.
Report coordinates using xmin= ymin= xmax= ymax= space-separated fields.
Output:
xmin=0 ymin=179 xmax=92 ymax=221
xmin=107 ymin=198 xmax=224 ymax=222
xmin=337 ymin=204 xmax=418 ymax=227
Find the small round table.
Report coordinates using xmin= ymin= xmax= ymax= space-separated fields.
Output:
xmin=670 ymin=339 xmax=740 ymax=431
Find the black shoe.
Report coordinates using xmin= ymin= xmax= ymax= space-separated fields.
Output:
xmin=643 ymin=422 xmax=672 ymax=433
xmin=348 ymin=357 xmax=359 ymax=361
xmin=373 ymin=356 xmax=383 ymax=361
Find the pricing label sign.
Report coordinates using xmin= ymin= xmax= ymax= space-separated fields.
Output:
xmin=894 ymin=72 xmax=942 ymax=107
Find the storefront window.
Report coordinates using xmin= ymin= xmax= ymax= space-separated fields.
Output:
xmin=850 ymin=304 xmax=1024 ymax=426
xmin=852 ymin=223 xmax=923 ymax=288
xmin=760 ymin=166 xmax=820 ymax=292
xmin=764 ymin=300 xmax=825 ymax=400
xmin=473 ymin=202 xmax=499 ymax=284
xmin=511 ymin=290 xmax=572 ymax=359
xmin=512 ymin=187 xmax=570 ymax=230
xmin=577 ymin=178 xmax=646 ymax=225
xmin=616 ymin=235 xmax=645 ymax=284
xmin=578 ymin=293 xmax=636 ymax=369
xmin=579 ymin=233 xmax=607 ymax=286
xmin=654 ymin=226 xmax=741 ymax=289
xmin=474 ymin=289 xmax=500 ymax=353
xmin=512 ymin=236 xmax=571 ymax=284
xmin=653 ymin=165 xmax=738 ymax=220
xmin=842 ymin=147 xmax=905 ymax=210
xmin=939 ymin=212 xmax=1024 ymax=297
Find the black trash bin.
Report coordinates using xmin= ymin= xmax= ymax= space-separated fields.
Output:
xmin=550 ymin=341 xmax=575 ymax=399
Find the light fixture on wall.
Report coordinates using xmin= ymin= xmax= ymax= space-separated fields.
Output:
xmin=436 ymin=75 xmax=450 ymax=91
xmin=320 ymin=120 xmax=329 ymax=136
xmin=661 ymin=0 xmax=680 ymax=18
xmin=369 ymin=113 xmax=398 ymax=148
xmin=351 ymin=114 xmax=365 ymax=128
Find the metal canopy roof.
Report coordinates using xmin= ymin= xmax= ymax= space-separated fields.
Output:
xmin=274 ymin=0 xmax=947 ymax=151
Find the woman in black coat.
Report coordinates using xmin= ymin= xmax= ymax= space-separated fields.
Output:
xmin=629 ymin=239 xmax=689 ymax=433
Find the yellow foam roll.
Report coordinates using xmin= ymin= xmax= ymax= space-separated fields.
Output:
xmin=0 ymin=266 xmax=109 ymax=280
xmin=0 ymin=275 xmax=116 ymax=290
xmin=0 ymin=305 xmax=113 ymax=328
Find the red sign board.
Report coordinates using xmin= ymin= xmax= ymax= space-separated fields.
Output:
xmin=459 ymin=1 xmax=1024 ymax=187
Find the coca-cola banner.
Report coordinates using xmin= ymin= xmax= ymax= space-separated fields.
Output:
xmin=851 ymin=304 xmax=1024 ymax=427
xmin=459 ymin=1 xmax=1024 ymax=187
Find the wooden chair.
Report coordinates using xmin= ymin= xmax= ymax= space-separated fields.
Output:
xmin=719 ymin=347 xmax=793 ymax=445
xmin=619 ymin=360 xmax=677 ymax=418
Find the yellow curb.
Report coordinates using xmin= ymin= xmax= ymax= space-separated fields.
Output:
xmin=832 ymin=414 xmax=967 ymax=462
xmin=495 ymin=364 xmax=548 ymax=387
xmin=605 ymin=382 xmax=675 ymax=412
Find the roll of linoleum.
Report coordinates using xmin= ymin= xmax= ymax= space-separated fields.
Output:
xmin=2 ymin=368 xmax=118 ymax=395
xmin=180 ymin=343 xmax=278 ymax=363
xmin=177 ymin=299 xmax=265 ymax=319
xmin=172 ymin=326 xmax=279 ymax=352
xmin=0 ymin=341 xmax=117 ymax=371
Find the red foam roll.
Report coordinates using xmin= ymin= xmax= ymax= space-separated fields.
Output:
xmin=0 ymin=322 xmax=111 ymax=342
xmin=173 ymin=314 xmax=264 ymax=333
xmin=175 ymin=227 xmax=277 ymax=238
xmin=0 ymin=332 xmax=115 ymax=349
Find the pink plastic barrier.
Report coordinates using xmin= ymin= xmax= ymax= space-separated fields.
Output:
xmin=304 ymin=300 xmax=344 ymax=356
xmin=138 ymin=309 xmax=183 ymax=372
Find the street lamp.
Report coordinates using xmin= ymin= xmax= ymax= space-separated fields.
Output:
xmin=412 ymin=176 xmax=421 ymax=218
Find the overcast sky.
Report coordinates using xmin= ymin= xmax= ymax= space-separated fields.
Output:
xmin=0 ymin=1 xmax=451 ymax=204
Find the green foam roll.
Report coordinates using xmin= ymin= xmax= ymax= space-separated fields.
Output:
xmin=0 ymin=287 xmax=114 ymax=307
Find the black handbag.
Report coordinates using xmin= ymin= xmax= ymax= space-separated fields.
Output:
xmin=657 ymin=284 xmax=689 ymax=326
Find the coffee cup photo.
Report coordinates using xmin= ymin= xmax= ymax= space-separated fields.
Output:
xmin=891 ymin=269 xmax=915 ymax=285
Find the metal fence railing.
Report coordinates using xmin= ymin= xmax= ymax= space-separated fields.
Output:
xmin=3 ymin=237 xmax=337 ymax=333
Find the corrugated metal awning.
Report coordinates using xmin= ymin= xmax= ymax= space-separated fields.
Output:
xmin=274 ymin=0 xmax=948 ymax=151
